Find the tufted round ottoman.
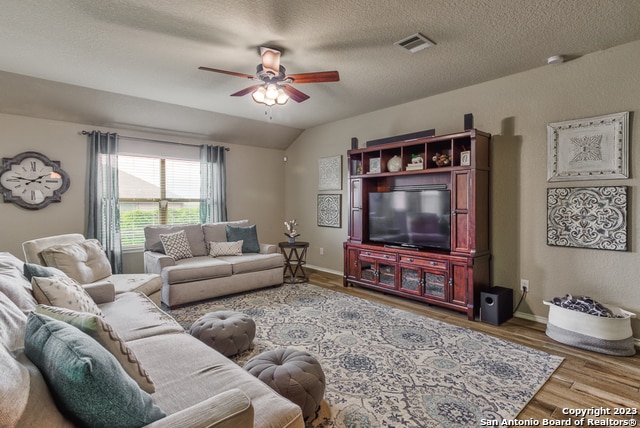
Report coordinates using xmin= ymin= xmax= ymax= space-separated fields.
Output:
xmin=189 ymin=310 xmax=255 ymax=357
xmin=244 ymin=348 xmax=325 ymax=420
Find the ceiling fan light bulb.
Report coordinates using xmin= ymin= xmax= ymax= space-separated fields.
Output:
xmin=276 ymin=90 xmax=289 ymax=105
xmin=252 ymin=87 xmax=266 ymax=103
xmin=265 ymin=84 xmax=279 ymax=100
xmin=264 ymin=97 xmax=276 ymax=106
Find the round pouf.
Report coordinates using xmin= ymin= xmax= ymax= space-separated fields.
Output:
xmin=244 ymin=348 xmax=325 ymax=420
xmin=189 ymin=311 xmax=255 ymax=357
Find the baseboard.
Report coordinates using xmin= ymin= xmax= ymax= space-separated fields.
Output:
xmin=514 ymin=311 xmax=548 ymax=324
xmin=305 ymin=264 xmax=343 ymax=277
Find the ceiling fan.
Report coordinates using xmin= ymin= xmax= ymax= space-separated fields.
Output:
xmin=199 ymin=47 xmax=339 ymax=106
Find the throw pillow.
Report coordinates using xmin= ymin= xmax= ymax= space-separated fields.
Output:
xmin=226 ymin=224 xmax=260 ymax=253
xmin=31 ymin=275 xmax=103 ymax=317
xmin=23 ymin=263 xmax=66 ymax=282
xmin=36 ymin=304 xmax=156 ymax=393
xmin=209 ymin=240 xmax=244 ymax=257
xmin=24 ymin=312 xmax=165 ymax=428
xmin=160 ymin=230 xmax=193 ymax=260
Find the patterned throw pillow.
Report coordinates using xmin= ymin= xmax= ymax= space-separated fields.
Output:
xmin=159 ymin=230 xmax=193 ymax=260
xmin=209 ymin=240 xmax=244 ymax=257
xmin=31 ymin=275 xmax=103 ymax=316
xmin=36 ymin=305 xmax=156 ymax=393
xmin=24 ymin=313 xmax=166 ymax=427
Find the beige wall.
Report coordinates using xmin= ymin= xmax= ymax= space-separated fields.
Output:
xmin=285 ymin=40 xmax=640 ymax=336
xmin=0 ymin=114 xmax=286 ymax=270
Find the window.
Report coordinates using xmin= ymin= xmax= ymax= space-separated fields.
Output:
xmin=118 ymin=155 xmax=201 ymax=249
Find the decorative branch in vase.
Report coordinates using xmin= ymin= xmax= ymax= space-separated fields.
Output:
xmin=284 ymin=219 xmax=300 ymax=243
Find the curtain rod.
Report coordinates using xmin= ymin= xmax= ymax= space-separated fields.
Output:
xmin=80 ymin=130 xmax=230 ymax=151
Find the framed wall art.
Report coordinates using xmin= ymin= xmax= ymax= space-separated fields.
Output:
xmin=317 ymin=194 xmax=341 ymax=228
xmin=547 ymin=186 xmax=627 ymax=251
xmin=547 ymin=111 xmax=629 ymax=182
xmin=318 ymin=155 xmax=342 ymax=190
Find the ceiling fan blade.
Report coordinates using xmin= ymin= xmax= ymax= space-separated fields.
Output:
xmin=260 ymin=47 xmax=281 ymax=75
xmin=282 ymin=84 xmax=310 ymax=103
xmin=286 ymin=71 xmax=340 ymax=84
xmin=198 ymin=66 xmax=254 ymax=80
xmin=230 ymin=85 xmax=261 ymax=97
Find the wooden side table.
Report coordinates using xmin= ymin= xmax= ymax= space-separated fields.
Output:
xmin=278 ymin=241 xmax=309 ymax=283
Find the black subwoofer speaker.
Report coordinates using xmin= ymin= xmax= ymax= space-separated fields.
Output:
xmin=480 ymin=286 xmax=513 ymax=325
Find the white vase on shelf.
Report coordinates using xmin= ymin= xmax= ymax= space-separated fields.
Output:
xmin=387 ymin=155 xmax=402 ymax=172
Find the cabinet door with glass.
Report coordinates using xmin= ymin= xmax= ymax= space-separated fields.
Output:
xmin=357 ymin=251 xmax=397 ymax=290
xmin=398 ymin=255 xmax=449 ymax=301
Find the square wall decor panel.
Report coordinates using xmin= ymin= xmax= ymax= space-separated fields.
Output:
xmin=547 ymin=186 xmax=627 ymax=251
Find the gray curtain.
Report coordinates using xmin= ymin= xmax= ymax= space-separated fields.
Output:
xmin=200 ymin=145 xmax=227 ymax=223
xmin=86 ymin=131 xmax=123 ymax=274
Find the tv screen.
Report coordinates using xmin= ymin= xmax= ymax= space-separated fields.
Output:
xmin=368 ymin=190 xmax=451 ymax=250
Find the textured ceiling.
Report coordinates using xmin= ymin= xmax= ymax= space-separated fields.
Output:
xmin=1 ymin=0 xmax=640 ymax=149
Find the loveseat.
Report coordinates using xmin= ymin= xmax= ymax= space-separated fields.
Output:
xmin=143 ymin=220 xmax=285 ymax=308
xmin=0 ymin=251 xmax=304 ymax=427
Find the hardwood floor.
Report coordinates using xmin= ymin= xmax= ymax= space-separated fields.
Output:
xmin=306 ymin=268 xmax=640 ymax=424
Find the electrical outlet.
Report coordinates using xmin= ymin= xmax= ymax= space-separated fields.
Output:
xmin=520 ymin=279 xmax=529 ymax=293
xmin=319 ymin=247 xmax=324 ymax=256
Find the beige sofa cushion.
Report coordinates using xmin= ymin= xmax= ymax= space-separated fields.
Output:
xmin=128 ymin=332 xmax=304 ymax=428
xmin=31 ymin=276 xmax=104 ymax=316
xmin=41 ymin=239 xmax=112 ymax=284
xmin=0 ymin=264 xmax=37 ymax=315
xmin=162 ymin=256 xmax=233 ymax=285
xmin=0 ymin=292 xmax=27 ymax=351
xmin=202 ymin=220 xmax=249 ymax=244
xmin=99 ymin=292 xmax=185 ymax=342
xmin=0 ymin=344 xmax=31 ymax=428
xmin=36 ymin=305 xmax=156 ymax=393
xmin=145 ymin=224 xmax=208 ymax=257
xmin=218 ymin=253 xmax=285 ymax=275
xmin=108 ymin=273 xmax=162 ymax=296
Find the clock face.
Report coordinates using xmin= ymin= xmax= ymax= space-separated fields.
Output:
xmin=0 ymin=152 xmax=70 ymax=210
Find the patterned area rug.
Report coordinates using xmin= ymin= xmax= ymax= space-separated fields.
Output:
xmin=168 ymin=283 xmax=563 ymax=428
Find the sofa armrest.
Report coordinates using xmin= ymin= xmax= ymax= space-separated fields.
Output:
xmin=259 ymin=243 xmax=277 ymax=254
xmin=144 ymin=389 xmax=253 ymax=428
xmin=84 ymin=281 xmax=116 ymax=304
xmin=144 ymin=251 xmax=176 ymax=275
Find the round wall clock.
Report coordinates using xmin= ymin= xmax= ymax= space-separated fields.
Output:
xmin=0 ymin=151 xmax=71 ymax=210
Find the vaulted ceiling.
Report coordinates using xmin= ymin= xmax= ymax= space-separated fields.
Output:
xmin=1 ymin=0 xmax=640 ymax=149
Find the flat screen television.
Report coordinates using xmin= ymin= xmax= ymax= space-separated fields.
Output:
xmin=368 ymin=189 xmax=451 ymax=251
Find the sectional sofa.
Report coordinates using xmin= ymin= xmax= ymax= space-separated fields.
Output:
xmin=0 ymin=251 xmax=304 ymax=427
xmin=143 ymin=220 xmax=285 ymax=308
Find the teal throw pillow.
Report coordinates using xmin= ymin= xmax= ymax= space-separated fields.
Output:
xmin=226 ymin=224 xmax=260 ymax=253
xmin=23 ymin=263 xmax=66 ymax=281
xmin=24 ymin=312 xmax=166 ymax=428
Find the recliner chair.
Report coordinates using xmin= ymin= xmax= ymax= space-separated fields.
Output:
xmin=22 ymin=233 xmax=162 ymax=305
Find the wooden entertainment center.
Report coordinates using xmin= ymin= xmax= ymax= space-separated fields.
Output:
xmin=343 ymin=129 xmax=491 ymax=320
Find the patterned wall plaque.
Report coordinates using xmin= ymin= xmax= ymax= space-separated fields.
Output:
xmin=317 ymin=194 xmax=341 ymax=228
xmin=318 ymin=155 xmax=342 ymax=190
xmin=547 ymin=112 xmax=629 ymax=181
xmin=547 ymin=186 xmax=627 ymax=251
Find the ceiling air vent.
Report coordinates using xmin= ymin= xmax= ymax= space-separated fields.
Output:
xmin=394 ymin=33 xmax=435 ymax=54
